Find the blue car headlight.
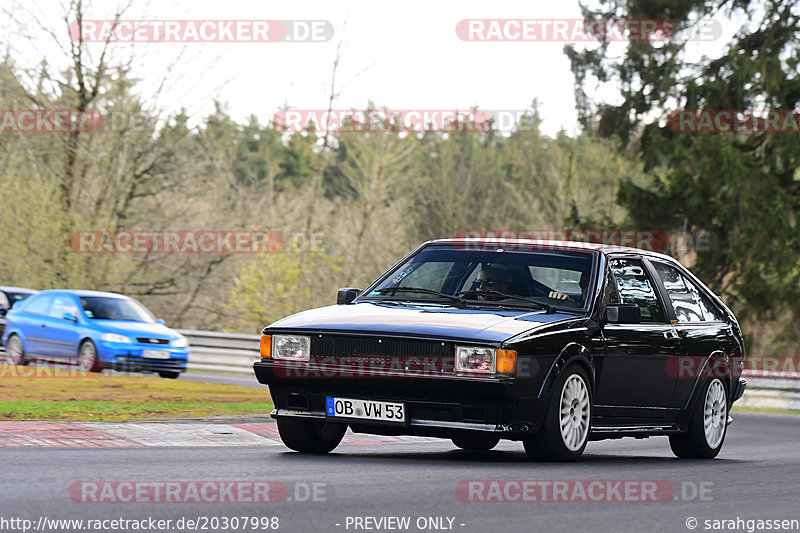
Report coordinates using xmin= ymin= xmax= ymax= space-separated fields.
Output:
xmin=102 ymin=333 xmax=133 ymax=343
xmin=172 ymin=336 xmax=189 ymax=348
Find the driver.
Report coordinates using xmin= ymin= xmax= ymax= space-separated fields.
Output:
xmin=474 ymin=264 xmax=512 ymax=301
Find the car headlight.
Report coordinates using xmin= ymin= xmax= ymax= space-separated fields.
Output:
xmin=456 ymin=346 xmax=495 ymax=374
xmin=102 ymin=333 xmax=132 ymax=344
xmin=272 ymin=334 xmax=310 ymax=361
xmin=172 ymin=336 xmax=189 ymax=348
xmin=455 ymin=346 xmax=517 ymax=375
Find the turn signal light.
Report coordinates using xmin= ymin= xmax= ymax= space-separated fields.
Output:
xmin=496 ymin=349 xmax=517 ymax=374
xmin=260 ymin=335 xmax=272 ymax=359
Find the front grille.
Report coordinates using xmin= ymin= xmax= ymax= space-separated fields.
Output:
xmin=136 ymin=337 xmax=169 ymax=345
xmin=307 ymin=335 xmax=454 ymax=375
xmin=311 ymin=335 xmax=452 ymax=358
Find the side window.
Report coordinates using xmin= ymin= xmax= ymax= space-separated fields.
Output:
xmin=653 ymin=262 xmax=725 ymax=323
xmin=608 ymin=258 xmax=665 ymax=323
xmin=48 ymin=295 xmax=79 ymax=319
xmin=22 ymin=295 xmax=52 ymax=316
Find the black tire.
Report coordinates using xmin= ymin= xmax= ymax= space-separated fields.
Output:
xmin=669 ymin=378 xmax=728 ymax=459
xmin=158 ymin=371 xmax=181 ymax=379
xmin=452 ymin=434 xmax=500 ymax=451
xmin=524 ymin=364 xmax=592 ymax=462
xmin=78 ymin=340 xmax=102 ymax=373
xmin=276 ymin=418 xmax=347 ymax=453
xmin=5 ymin=334 xmax=27 ymax=366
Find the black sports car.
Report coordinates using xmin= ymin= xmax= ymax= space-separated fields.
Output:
xmin=253 ymin=239 xmax=746 ymax=461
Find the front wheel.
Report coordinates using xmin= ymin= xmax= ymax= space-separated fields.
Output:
xmin=78 ymin=340 xmax=102 ymax=373
xmin=452 ymin=434 xmax=500 ymax=451
xmin=158 ymin=371 xmax=180 ymax=379
xmin=524 ymin=365 xmax=592 ymax=461
xmin=669 ymin=378 xmax=728 ymax=459
xmin=5 ymin=334 xmax=27 ymax=366
xmin=276 ymin=418 xmax=347 ymax=453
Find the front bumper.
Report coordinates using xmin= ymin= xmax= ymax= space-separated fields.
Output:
xmin=99 ymin=343 xmax=188 ymax=373
xmin=254 ymin=360 xmax=542 ymax=439
xmin=731 ymin=378 xmax=747 ymax=403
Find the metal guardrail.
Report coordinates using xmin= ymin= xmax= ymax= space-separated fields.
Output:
xmin=3 ymin=329 xmax=800 ymax=410
xmin=178 ymin=329 xmax=260 ymax=374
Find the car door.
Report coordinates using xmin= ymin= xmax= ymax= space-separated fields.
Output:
xmin=41 ymin=293 xmax=82 ymax=358
xmin=594 ymin=255 xmax=683 ymax=423
xmin=649 ymin=260 xmax=736 ymax=410
xmin=15 ymin=294 xmax=53 ymax=355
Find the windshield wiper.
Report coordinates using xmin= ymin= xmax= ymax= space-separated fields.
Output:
xmin=456 ymin=290 xmax=556 ymax=313
xmin=372 ymin=287 xmax=465 ymax=304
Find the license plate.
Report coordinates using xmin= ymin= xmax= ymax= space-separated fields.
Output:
xmin=326 ymin=397 xmax=405 ymax=423
xmin=143 ymin=349 xmax=170 ymax=359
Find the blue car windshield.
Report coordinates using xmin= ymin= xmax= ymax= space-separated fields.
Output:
xmin=80 ymin=297 xmax=156 ymax=323
xmin=364 ymin=244 xmax=596 ymax=309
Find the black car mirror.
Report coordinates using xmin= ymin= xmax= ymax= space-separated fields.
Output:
xmin=62 ymin=312 xmax=78 ymax=322
xmin=603 ymin=303 xmax=641 ymax=324
xmin=337 ymin=288 xmax=361 ymax=305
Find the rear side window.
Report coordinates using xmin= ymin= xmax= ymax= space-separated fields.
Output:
xmin=652 ymin=262 xmax=725 ymax=323
xmin=48 ymin=295 xmax=79 ymax=319
xmin=608 ymin=258 xmax=665 ymax=323
xmin=22 ymin=294 xmax=52 ymax=315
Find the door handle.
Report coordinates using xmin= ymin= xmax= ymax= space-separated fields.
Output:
xmin=40 ymin=323 xmax=46 ymax=328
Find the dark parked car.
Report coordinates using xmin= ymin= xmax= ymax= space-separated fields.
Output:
xmin=0 ymin=286 xmax=38 ymax=339
xmin=2 ymin=290 xmax=188 ymax=378
xmin=253 ymin=239 xmax=746 ymax=461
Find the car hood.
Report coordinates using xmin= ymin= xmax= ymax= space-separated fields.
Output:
xmin=92 ymin=320 xmax=180 ymax=339
xmin=267 ymin=302 xmax=582 ymax=343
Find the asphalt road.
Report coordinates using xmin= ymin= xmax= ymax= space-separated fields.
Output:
xmin=2 ymin=412 xmax=799 ymax=533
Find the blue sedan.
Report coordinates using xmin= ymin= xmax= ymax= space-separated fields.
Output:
xmin=2 ymin=290 xmax=188 ymax=378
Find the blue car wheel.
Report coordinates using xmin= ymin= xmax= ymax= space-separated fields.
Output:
xmin=78 ymin=340 xmax=102 ymax=372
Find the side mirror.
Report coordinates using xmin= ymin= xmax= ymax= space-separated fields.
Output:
xmin=156 ymin=318 xmax=165 ymax=325
xmin=337 ymin=288 xmax=361 ymax=305
xmin=603 ymin=303 xmax=641 ymax=324
xmin=63 ymin=312 xmax=78 ymax=322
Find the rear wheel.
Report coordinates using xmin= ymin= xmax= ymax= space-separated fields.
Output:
xmin=524 ymin=365 xmax=592 ymax=461
xmin=158 ymin=371 xmax=180 ymax=379
xmin=78 ymin=340 xmax=102 ymax=373
xmin=5 ymin=334 xmax=26 ymax=366
xmin=276 ymin=418 xmax=347 ymax=453
xmin=670 ymin=378 xmax=728 ymax=459
xmin=452 ymin=434 xmax=500 ymax=451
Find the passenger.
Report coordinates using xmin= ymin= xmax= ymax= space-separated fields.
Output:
xmin=549 ymin=270 xmax=591 ymax=303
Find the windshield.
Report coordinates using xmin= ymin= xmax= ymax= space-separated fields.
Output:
xmin=363 ymin=244 xmax=595 ymax=309
xmin=79 ymin=296 xmax=156 ymax=323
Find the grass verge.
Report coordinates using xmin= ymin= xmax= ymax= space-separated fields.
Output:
xmin=732 ymin=406 xmax=800 ymax=415
xmin=0 ymin=372 xmax=271 ymax=421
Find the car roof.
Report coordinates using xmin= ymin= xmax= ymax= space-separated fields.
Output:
xmin=36 ymin=289 xmax=129 ymax=299
xmin=0 ymin=286 xmax=38 ymax=294
xmin=429 ymin=238 xmax=678 ymax=262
